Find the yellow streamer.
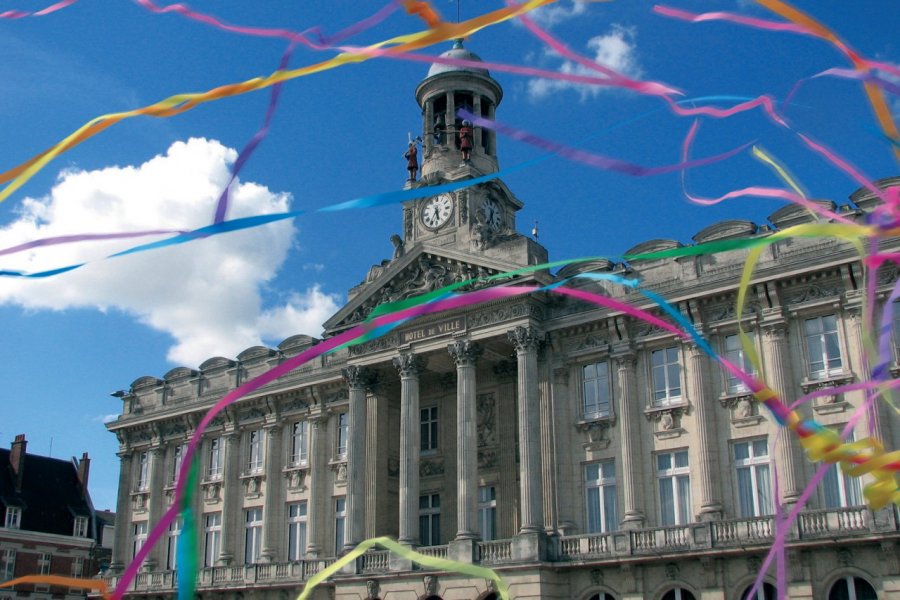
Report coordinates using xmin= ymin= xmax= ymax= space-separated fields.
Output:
xmin=0 ymin=575 xmax=107 ymax=593
xmin=296 ymin=536 xmax=509 ymax=600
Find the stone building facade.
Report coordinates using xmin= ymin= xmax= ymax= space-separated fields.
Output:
xmin=105 ymin=42 xmax=900 ymax=600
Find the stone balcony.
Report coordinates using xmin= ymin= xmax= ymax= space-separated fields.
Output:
xmin=107 ymin=506 xmax=898 ymax=594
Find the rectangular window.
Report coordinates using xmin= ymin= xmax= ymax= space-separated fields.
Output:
xmin=291 ymin=421 xmax=309 ymax=466
xmin=477 ymin=486 xmax=497 ymax=541
xmin=247 ymin=430 xmax=264 ymax=473
xmin=334 ymin=498 xmax=346 ymax=554
xmin=207 ymin=438 xmax=223 ymax=480
xmin=336 ymin=413 xmax=349 ymax=458
xmin=244 ymin=508 xmax=263 ymax=564
xmin=657 ymin=451 xmax=691 ymax=526
xmin=37 ymin=553 xmax=51 ymax=576
xmin=166 ymin=516 xmax=183 ymax=570
xmin=420 ymin=406 xmax=439 ymax=452
xmin=734 ymin=439 xmax=773 ymax=517
xmin=137 ymin=451 xmax=150 ymax=490
xmin=822 ymin=431 xmax=863 ymax=508
xmin=133 ymin=522 xmax=148 ymax=560
xmin=71 ymin=557 xmax=83 ymax=578
xmin=288 ymin=501 xmax=308 ymax=561
xmin=585 ymin=461 xmax=618 ymax=533
xmin=204 ymin=513 xmax=221 ymax=567
xmin=724 ymin=334 xmax=756 ymax=393
xmin=419 ymin=493 xmax=441 ymax=546
xmin=73 ymin=515 xmax=89 ymax=537
xmin=4 ymin=507 xmax=21 ymax=529
xmin=170 ymin=444 xmax=186 ymax=485
xmin=1 ymin=550 xmax=15 ymax=581
xmin=583 ymin=362 xmax=611 ymax=418
xmin=804 ymin=315 xmax=843 ymax=379
xmin=651 ymin=347 xmax=682 ymax=405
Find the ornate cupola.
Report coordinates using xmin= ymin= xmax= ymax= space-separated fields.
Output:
xmin=415 ymin=39 xmax=502 ymax=179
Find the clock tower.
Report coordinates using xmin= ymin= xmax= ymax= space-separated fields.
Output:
xmin=400 ymin=40 xmax=542 ymax=264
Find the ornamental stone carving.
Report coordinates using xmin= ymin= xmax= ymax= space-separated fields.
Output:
xmin=476 ymin=393 xmax=497 ymax=447
xmin=392 ymin=352 xmax=425 ymax=377
xmin=508 ymin=325 xmax=541 ymax=353
xmin=342 ymin=365 xmax=372 ymax=389
xmin=423 ymin=575 xmax=439 ymax=596
xmin=448 ymin=339 xmax=483 ymax=366
xmin=366 ymin=580 xmax=380 ymax=600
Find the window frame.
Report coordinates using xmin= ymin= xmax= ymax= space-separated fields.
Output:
xmin=136 ymin=451 xmax=150 ymax=491
xmin=420 ymin=406 xmax=439 ymax=453
xmin=37 ymin=552 xmax=52 ymax=576
xmin=477 ymin=486 xmax=497 ymax=541
xmin=207 ymin=437 xmax=223 ymax=480
xmin=336 ymin=413 xmax=349 ymax=459
xmin=73 ymin=515 xmax=89 ymax=537
xmin=723 ymin=333 xmax=757 ymax=394
xmin=288 ymin=501 xmax=308 ymax=561
xmin=247 ymin=430 xmax=264 ymax=474
xmin=803 ymin=314 xmax=844 ymax=380
xmin=733 ymin=439 xmax=773 ymax=517
xmin=1 ymin=549 xmax=15 ymax=581
xmin=290 ymin=421 xmax=309 ymax=466
xmin=822 ymin=430 xmax=863 ymax=508
xmin=204 ymin=512 xmax=222 ymax=568
xmin=582 ymin=361 xmax=612 ymax=419
xmin=133 ymin=522 xmax=148 ymax=561
xmin=4 ymin=506 xmax=21 ymax=529
xmin=166 ymin=516 xmax=183 ymax=571
xmin=244 ymin=507 xmax=264 ymax=564
xmin=419 ymin=493 xmax=441 ymax=546
xmin=170 ymin=443 xmax=186 ymax=486
xmin=334 ymin=497 xmax=347 ymax=554
xmin=656 ymin=450 xmax=692 ymax=526
xmin=650 ymin=346 xmax=683 ymax=406
xmin=585 ymin=460 xmax=618 ymax=533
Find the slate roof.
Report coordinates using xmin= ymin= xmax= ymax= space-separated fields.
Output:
xmin=0 ymin=448 xmax=93 ymax=539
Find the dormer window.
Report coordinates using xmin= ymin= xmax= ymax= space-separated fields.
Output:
xmin=73 ymin=516 xmax=89 ymax=537
xmin=4 ymin=507 xmax=21 ymax=529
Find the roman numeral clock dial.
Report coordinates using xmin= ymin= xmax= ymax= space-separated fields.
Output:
xmin=421 ymin=193 xmax=453 ymax=230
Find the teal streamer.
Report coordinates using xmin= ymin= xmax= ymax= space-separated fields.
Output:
xmin=176 ymin=460 xmax=199 ymax=600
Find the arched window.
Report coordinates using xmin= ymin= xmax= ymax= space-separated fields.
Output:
xmin=828 ymin=576 xmax=877 ymax=600
xmin=661 ymin=589 xmax=696 ymax=600
xmin=482 ymin=594 xmax=498 ymax=600
xmin=741 ymin=583 xmax=776 ymax=600
xmin=589 ymin=593 xmax=616 ymax=600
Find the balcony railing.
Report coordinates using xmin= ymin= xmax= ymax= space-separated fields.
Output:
xmin=106 ymin=506 xmax=897 ymax=590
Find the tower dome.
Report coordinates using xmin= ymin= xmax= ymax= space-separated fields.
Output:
xmin=426 ymin=39 xmax=490 ymax=77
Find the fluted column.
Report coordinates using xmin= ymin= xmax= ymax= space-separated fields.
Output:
xmin=424 ymin=100 xmax=434 ymax=152
xmin=686 ymin=342 xmax=723 ymax=520
xmin=393 ymin=352 xmax=426 ymax=545
xmin=508 ymin=326 xmax=544 ymax=533
xmin=448 ymin=340 xmax=483 ymax=539
xmin=146 ymin=446 xmax=165 ymax=570
xmin=305 ymin=412 xmax=327 ymax=557
xmin=342 ymin=366 xmax=370 ymax=551
xmin=762 ymin=320 xmax=803 ymax=505
xmin=613 ymin=349 xmax=645 ymax=528
xmin=218 ymin=431 xmax=241 ymax=564
xmin=111 ymin=452 xmax=133 ymax=572
xmin=261 ymin=423 xmax=283 ymax=562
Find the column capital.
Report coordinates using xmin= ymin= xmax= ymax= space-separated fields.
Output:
xmin=393 ymin=352 xmax=426 ymax=377
xmin=447 ymin=339 xmax=483 ymax=366
xmin=761 ymin=319 xmax=789 ymax=341
xmin=508 ymin=325 xmax=542 ymax=353
xmin=612 ymin=352 xmax=637 ymax=371
xmin=342 ymin=365 xmax=374 ymax=389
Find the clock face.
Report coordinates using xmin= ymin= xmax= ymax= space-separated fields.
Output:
xmin=421 ymin=194 xmax=453 ymax=230
xmin=482 ymin=199 xmax=503 ymax=231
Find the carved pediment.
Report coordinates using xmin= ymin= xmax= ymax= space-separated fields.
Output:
xmin=323 ymin=246 xmax=525 ymax=334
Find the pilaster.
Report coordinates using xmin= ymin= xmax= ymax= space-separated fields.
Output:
xmin=261 ymin=422 xmax=283 ymax=562
xmin=342 ymin=365 xmax=371 ymax=551
xmin=613 ymin=348 xmax=645 ymax=529
xmin=448 ymin=339 xmax=482 ymax=542
xmin=305 ymin=411 xmax=328 ymax=557
xmin=218 ymin=431 xmax=241 ymax=565
xmin=685 ymin=342 xmax=723 ymax=520
xmin=392 ymin=352 xmax=426 ymax=546
xmin=111 ymin=451 xmax=133 ymax=572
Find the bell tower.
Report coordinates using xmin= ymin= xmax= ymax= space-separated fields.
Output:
xmin=402 ymin=40 xmax=543 ymax=267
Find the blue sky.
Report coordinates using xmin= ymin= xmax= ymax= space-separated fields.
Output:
xmin=0 ymin=1 xmax=897 ymax=511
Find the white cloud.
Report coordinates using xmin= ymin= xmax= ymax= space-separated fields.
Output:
xmin=0 ymin=138 xmax=341 ymax=367
xmin=93 ymin=414 xmax=120 ymax=424
xmin=527 ymin=25 xmax=642 ymax=101
xmin=527 ymin=0 xmax=589 ymax=28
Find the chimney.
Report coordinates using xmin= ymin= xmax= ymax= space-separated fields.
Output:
xmin=10 ymin=434 xmax=26 ymax=492
xmin=77 ymin=452 xmax=90 ymax=492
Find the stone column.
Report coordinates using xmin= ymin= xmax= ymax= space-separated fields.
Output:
xmin=761 ymin=320 xmax=803 ymax=505
xmin=613 ymin=348 xmax=645 ymax=528
xmin=218 ymin=431 xmax=241 ymax=564
xmin=551 ymin=367 xmax=577 ymax=534
xmin=685 ymin=342 xmax=723 ymax=520
xmin=448 ymin=340 xmax=482 ymax=540
xmin=305 ymin=411 xmax=327 ymax=557
xmin=392 ymin=352 xmax=426 ymax=545
xmin=472 ymin=95 xmax=483 ymax=150
xmin=342 ymin=366 xmax=370 ymax=551
xmin=508 ymin=326 xmax=544 ymax=534
xmin=146 ymin=445 xmax=165 ymax=570
xmin=486 ymin=103 xmax=496 ymax=155
xmin=261 ymin=423 xmax=283 ymax=562
xmin=424 ymin=100 xmax=434 ymax=153
xmin=446 ymin=92 xmax=456 ymax=148
xmin=847 ymin=301 xmax=887 ymax=443
xmin=111 ymin=451 xmax=133 ymax=572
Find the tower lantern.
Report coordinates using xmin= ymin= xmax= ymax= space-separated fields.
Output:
xmin=415 ymin=39 xmax=503 ymax=180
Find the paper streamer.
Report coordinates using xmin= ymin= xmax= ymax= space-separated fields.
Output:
xmin=0 ymin=0 xmax=77 ymax=19
xmin=0 ymin=574 xmax=106 ymax=592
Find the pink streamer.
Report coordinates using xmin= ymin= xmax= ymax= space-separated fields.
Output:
xmin=653 ymin=5 xmax=813 ymax=36
xmin=0 ymin=0 xmax=77 ymax=19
